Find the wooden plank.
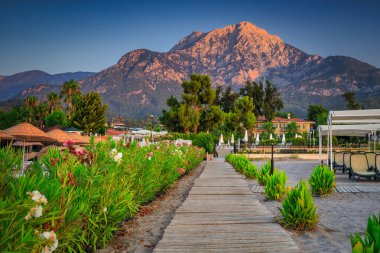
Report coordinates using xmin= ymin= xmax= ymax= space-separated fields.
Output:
xmin=153 ymin=160 xmax=300 ymax=252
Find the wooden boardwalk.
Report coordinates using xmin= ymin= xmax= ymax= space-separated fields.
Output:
xmin=154 ymin=159 xmax=299 ymax=253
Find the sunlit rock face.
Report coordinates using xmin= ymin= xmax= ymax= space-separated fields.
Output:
xmin=68 ymin=21 xmax=380 ymax=117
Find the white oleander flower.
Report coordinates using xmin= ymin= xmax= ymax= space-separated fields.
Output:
xmin=25 ymin=205 xmax=43 ymax=220
xmin=27 ymin=190 xmax=48 ymax=205
xmin=34 ymin=205 xmax=43 ymax=218
xmin=41 ymin=231 xmax=58 ymax=252
xmin=113 ymin=152 xmax=122 ymax=162
xmin=110 ymin=148 xmax=118 ymax=157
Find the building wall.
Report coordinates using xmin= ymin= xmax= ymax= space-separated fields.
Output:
xmin=252 ymin=120 xmax=314 ymax=137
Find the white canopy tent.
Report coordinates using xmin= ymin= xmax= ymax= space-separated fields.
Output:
xmin=325 ymin=109 xmax=380 ymax=169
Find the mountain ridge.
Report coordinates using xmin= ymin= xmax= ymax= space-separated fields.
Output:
xmin=3 ymin=21 xmax=380 ymax=118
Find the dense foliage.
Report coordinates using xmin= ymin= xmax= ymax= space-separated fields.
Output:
xmin=160 ymin=132 xmax=215 ymax=153
xmin=257 ymin=161 xmax=271 ymax=185
xmin=308 ymin=165 xmax=335 ymax=196
xmin=160 ymin=75 xmax=287 ymax=136
xmin=240 ymin=80 xmax=283 ymax=121
xmin=0 ymin=141 xmax=204 ymax=252
xmin=72 ymin=92 xmax=108 ymax=134
xmin=351 ymin=212 xmax=380 ymax=253
xmin=225 ymin=154 xmax=258 ymax=179
xmin=279 ymin=180 xmax=319 ymax=231
xmin=264 ymin=170 xmax=289 ymax=200
xmin=307 ymin=104 xmax=328 ymax=128
xmin=45 ymin=110 xmax=67 ymax=128
xmin=0 ymin=80 xmax=108 ymax=134
xmin=160 ymin=74 xmax=224 ymax=133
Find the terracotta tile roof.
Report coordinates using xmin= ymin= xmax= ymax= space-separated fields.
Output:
xmin=106 ymin=129 xmax=125 ymax=136
xmin=256 ymin=116 xmax=315 ymax=123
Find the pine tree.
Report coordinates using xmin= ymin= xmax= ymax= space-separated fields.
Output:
xmin=72 ymin=92 xmax=108 ymax=134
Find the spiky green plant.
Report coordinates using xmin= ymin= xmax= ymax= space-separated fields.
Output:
xmin=264 ymin=170 xmax=289 ymax=200
xmin=308 ymin=165 xmax=335 ymax=197
xmin=279 ymin=180 xmax=319 ymax=231
xmin=351 ymin=212 xmax=380 ymax=253
xmin=257 ymin=161 xmax=271 ymax=186
xmin=225 ymin=154 xmax=258 ymax=179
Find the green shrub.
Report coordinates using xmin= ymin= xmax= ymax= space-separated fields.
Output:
xmin=257 ymin=161 xmax=271 ymax=185
xmin=350 ymin=212 xmax=380 ymax=253
xmin=308 ymin=165 xmax=335 ymax=196
xmin=192 ymin=133 xmax=214 ymax=153
xmin=161 ymin=132 xmax=214 ymax=153
xmin=0 ymin=141 xmax=204 ymax=252
xmin=287 ymin=137 xmax=306 ymax=146
xmin=225 ymin=154 xmax=258 ymax=179
xmin=264 ymin=170 xmax=289 ymax=200
xmin=279 ymin=180 xmax=319 ymax=231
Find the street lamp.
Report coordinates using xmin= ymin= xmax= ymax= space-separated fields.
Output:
xmin=150 ymin=114 xmax=154 ymax=142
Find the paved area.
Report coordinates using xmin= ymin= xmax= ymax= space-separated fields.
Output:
xmin=154 ymin=159 xmax=299 ymax=253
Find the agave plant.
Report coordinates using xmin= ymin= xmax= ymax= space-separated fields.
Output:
xmin=351 ymin=212 xmax=380 ymax=253
xmin=257 ymin=161 xmax=271 ymax=186
xmin=225 ymin=154 xmax=258 ymax=179
xmin=264 ymin=170 xmax=289 ymax=200
xmin=279 ymin=180 xmax=319 ymax=231
xmin=309 ymin=165 xmax=335 ymax=197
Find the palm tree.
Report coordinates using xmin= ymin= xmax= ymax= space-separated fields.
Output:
xmin=60 ymin=80 xmax=80 ymax=118
xmin=47 ymin=92 xmax=61 ymax=113
xmin=23 ymin=96 xmax=40 ymax=108
xmin=23 ymin=96 xmax=40 ymax=123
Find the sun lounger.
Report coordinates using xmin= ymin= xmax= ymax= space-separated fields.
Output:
xmin=343 ymin=152 xmax=352 ymax=176
xmin=365 ymin=152 xmax=376 ymax=171
xmin=333 ymin=152 xmax=344 ymax=172
xmin=350 ymin=154 xmax=377 ymax=182
xmin=375 ymin=154 xmax=380 ymax=177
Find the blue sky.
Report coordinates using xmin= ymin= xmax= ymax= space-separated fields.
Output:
xmin=1 ymin=0 xmax=379 ymax=75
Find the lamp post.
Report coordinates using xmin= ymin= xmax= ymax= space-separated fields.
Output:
xmin=150 ymin=114 xmax=154 ymax=142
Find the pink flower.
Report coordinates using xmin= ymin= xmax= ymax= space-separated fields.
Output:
xmin=63 ymin=139 xmax=75 ymax=147
xmin=75 ymin=149 xmax=85 ymax=156
xmin=177 ymin=168 xmax=185 ymax=175
xmin=148 ymin=151 xmax=154 ymax=157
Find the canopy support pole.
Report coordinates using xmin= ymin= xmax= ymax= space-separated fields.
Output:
xmin=328 ymin=112 xmax=333 ymax=170
xmin=318 ymin=126 xmax=322 ymax=165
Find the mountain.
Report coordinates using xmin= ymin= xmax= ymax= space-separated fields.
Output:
xmin=4 ymin=21 xmax=380 ymax=117
xmin=79 ymin=21 xmax=379 ymax=118
xmin=0 ymin=70 xmax=95 ymax=101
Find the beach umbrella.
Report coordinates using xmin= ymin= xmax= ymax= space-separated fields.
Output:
xmin=0 ymin=130 xmax=13 ymax=143
xmin=4 ymin=122 xmax=55 ymax=162
xmin=67 ymin=132 xmax=90 ymax=145
xmin=46 ymin=129 xmax=72 ymax=144
xmin=0 ymin=130 xmax=13 ymax=139
xmin=231 ymin=134 xmax=234 ymax=144
xmin=243 ymin=130 xmax=248 ymax=142
xmin=219 ymin=134 xmax=224 ymax=144
xmin=269 ymin=133 xmax=273 ymax=140
xmin=255 ymin=133 xmax=260 ymax=145
xmin=282 ymin=134 xmax=286 ymax=144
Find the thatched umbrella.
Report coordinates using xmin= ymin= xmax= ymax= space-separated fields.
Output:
xmin=4 ymin=122 xmax=55 ymax=161
xmin=0 ymin=130 xmax=13 ymax=143
xmin=46 ymin=129 xmax=72 ymax=144
xmin=67 ymin=132 xmax=90 ymax=145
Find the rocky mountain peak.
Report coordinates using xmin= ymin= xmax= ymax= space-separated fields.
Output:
xmin=13 ymin=21 xmax=377 ymax=118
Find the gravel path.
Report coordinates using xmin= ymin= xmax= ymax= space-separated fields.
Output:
xmin=248 ymin=160 xmax=380 ymax=253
